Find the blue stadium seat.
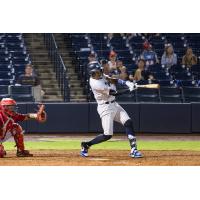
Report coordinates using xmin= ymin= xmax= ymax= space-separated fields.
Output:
xmin=169 ymin=65 xmax=186 ymax=74
xmin=153 ymin=72 xmax=171 ymax=80
xmin=191 ymin=64 xmax=200 ymax=76
xmin=0 ymin=85 xmax=9 ymax=98
xmin=179 ymin=80 xmax=196 ymax=87
xmin=148 ymin=64 xmax=164 ymax=73
xmin=174 ymin=72 xmax=193 ymax=81
xmin=183 ymin=87 xmax=200 ymax=102
xmin=10 ymin=85 xmax=34 ymax=102
xmin=0 ymin=79 xmax=14 ymax=85
xmin=160 ymin=87 xmax=183 ymax=103
xmin=129 ymin=36 xmax=144 ymax=44
xmin=158 ymin=80 xmax=174 ymax=86
xmin=116 ymin=92 xmax=136 ymax=102
xmin=0 ymin=58 xmax=11 ymax=65
xmin=136 ymin=88 xmax=160 ymax=102
xmin=0 ymin=72 xmax=13 ymax=79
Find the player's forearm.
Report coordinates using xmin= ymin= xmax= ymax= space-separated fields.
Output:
xmin=23 ymin=113 xmax=38 ymax=121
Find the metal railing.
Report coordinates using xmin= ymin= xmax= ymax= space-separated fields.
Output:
xmin=44 ymin=33 xmax=70 ymax=102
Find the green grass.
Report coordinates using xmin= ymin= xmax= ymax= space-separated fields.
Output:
xmin=3 ymin=140 xmax=200 ymax=151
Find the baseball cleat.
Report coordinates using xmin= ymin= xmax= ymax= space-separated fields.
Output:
xmin=129 ymin=149 xmax=143 ymax=158
xmin=16 ymin=150 xmax=33 ymax=157
xmin=80 ymin=142 xmax=89 ymax=157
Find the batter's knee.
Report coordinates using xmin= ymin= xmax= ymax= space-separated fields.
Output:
xmin=103 ymin=134 xmax=112 ymax=141
xmin=124 ymin=119 xmax=133 ymax=128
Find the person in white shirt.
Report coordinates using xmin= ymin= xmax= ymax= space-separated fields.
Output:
xmin=80 ymin=63 xmax=142 ymax=158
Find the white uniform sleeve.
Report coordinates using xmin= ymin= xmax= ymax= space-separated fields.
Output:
xmin=91 ymin=79 xmax=110 ymax=96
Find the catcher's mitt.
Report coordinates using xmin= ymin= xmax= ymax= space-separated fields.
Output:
xmin=36 ymin=104 xmax=47 ymax=123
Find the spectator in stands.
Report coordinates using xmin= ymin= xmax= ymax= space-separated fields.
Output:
xmin=107 ymin=33 xmax=114 ymax=40
xmin=129 ymin=59 xmax=154 ymax=81
xmin=182 ymin=47 xmax=198 ymax=67
xmin=87 ymin=53 xmax=101 ymax=71
xmin=108 ymin=50 xmax=117 ymax=72
xmin=140 ymin=41 xmax=159 ymax=67
xmin=101 ymin=59 xmax=110 ymax=75
xmin=17 ymin=64 xmax=44 ymax=101
xmin=17 ymin=64 xmax=40 ymax=86
xmin=161 ymin=44 xmax=177 ymax=68
xmin=109 ymin=60 xmax=129 ymax=80
xmin=116 ymin=60 xmax=129 ymax=80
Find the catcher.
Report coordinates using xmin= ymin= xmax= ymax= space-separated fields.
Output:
xmin=0 ymin=98 xmax=47 ymax=158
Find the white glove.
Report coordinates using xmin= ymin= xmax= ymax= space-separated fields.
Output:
xmin=125 ymin=81 xmax=135 ymax=92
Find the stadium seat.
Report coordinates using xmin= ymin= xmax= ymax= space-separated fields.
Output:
xmin=0 ymin=72 xmax=13 ymax=79
xmin=182 ymin=87 xmax=200 ymax=102
xmin=10 ymin=85 xmax=34 ymax=102
xmin=0 ymin=79 xmax=14 ymax=85
xmin=116 ymin=92 xmax=136 ymax=102
xmin=191 ymin=64 xmax=200 ymax=76
xmin=158 ymin=80 xmax=174 ymax=87
xmin=160 ymin=87 xmax=183 ymax=103
xmin=136 ymin=88 xmax=160 ymax=102
xmin=169 ymin=65 xmax=186 ymax=74
xmin=174 ymin=72 xmax=193 ymax=81
xmin=0 ymin=85 xmax=9 ymax=98
xmin=148 ymin=64 xmax=165 ymax=73
xmin=179 ymin=80 xmax=196 ymax=87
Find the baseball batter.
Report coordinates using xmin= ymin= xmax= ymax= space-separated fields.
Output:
xmin=80 ymin=63 xmax=142 ymax=158
xmin=0 ymin=98 xmax=47 ymax=158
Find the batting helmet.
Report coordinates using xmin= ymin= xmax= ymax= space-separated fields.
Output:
xmin=88 ymin=61 xmax=103 ymax=77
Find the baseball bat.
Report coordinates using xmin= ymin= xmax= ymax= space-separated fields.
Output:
xmin=136 ymin=84 xmax=160 ymax=89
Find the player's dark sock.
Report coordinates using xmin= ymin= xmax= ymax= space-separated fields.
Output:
xmin=87 ymin=134 xmax=112 ymax=147
xmin=124 ymin=119 xmax=137 ymax=150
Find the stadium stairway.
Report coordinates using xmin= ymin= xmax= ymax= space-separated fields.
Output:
xmin=53 ymin=33 xmax=87 ymax=102
xmin=23 ymin=33 xmax=63 ymax=102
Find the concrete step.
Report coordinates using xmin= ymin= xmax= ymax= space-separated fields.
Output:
xmin=53 ymin=33 xmax=87 ymax=101
xmin=41 ymin=80 xmax=58 ymax=84
xmin=39 ymin=74 xmax=56 ymax=79
xmin=24 ymin=33 xmax=64 ymax=102
xmin=70 ymin=82 xmax=81 ymax=87
xmin=70 ymin=94 xmax=87 ymax=98
xmin=43 ymin=96 xmax=63 ymax=101
xmin=43 ymin=89 xmax=61 ymax=95
xmin=68 ymin=79 xmax=82 ymax=84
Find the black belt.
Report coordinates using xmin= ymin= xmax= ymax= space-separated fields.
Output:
xmin=105 ymin=100 xmax=115 ymax=104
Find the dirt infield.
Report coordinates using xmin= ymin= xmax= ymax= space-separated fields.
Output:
xmin=1 ymin=150 xmax=200 ymax=166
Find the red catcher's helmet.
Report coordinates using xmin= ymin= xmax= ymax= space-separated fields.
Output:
xmin=0 ymin=98 xmax=17 ymax=106
xmin=0 ymin=98 xmax=17 ymax=116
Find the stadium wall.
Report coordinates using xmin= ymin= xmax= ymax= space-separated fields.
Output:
xmin=18 ymin=103 xmax=200 ymax=134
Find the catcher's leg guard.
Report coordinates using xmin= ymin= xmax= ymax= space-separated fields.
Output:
xmin=11 ymin=123 xmax=33 ymax=157
xmin=0 ymin=143 xmax=6 ymax=158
